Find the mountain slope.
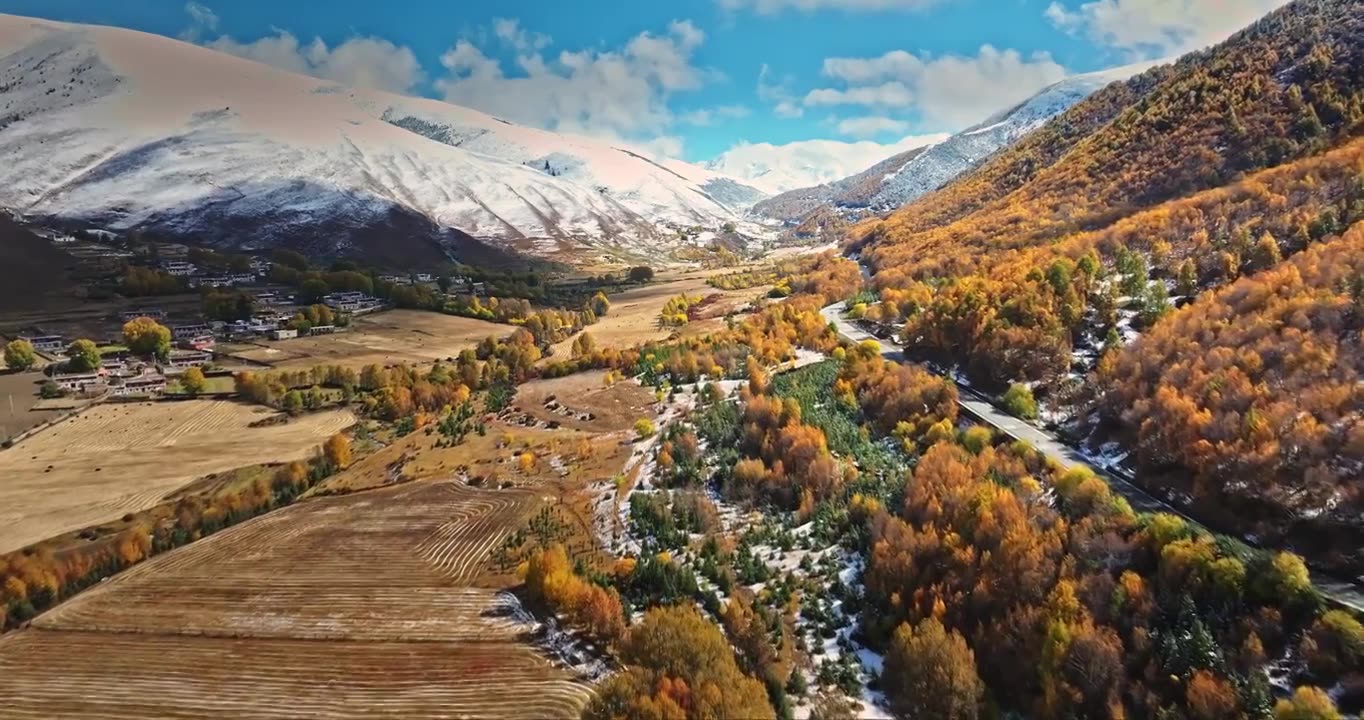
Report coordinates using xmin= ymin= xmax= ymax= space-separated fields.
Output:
xmin=0 ymin=14 xmax=769 ymax=263
xmin=752 ymin=62 xmax=1158 ymax=225
xmin=854 ymin=0 xmax=1364 ymax=574
xmin=704 ymin=136 xmax=946 ymax=196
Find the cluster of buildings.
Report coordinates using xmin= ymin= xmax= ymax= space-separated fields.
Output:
xmin=49 ymin=355 xmax=178 ymax=398
xmin=321 ymin=291 xmax=384 ymax=314
xmin=159 ymin=256 xmax=272 ymax=288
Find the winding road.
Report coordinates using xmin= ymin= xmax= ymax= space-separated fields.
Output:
xmin=820 ymin=301 xmax=1364 ymax=614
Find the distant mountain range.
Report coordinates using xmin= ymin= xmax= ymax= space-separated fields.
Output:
xmin=751 ymin=62 xmax=1159 ymax=227
xmin=703 ymin=135 xmax=948 ymax=196
xmin=0 ymin=14 xmax=770 ymax=266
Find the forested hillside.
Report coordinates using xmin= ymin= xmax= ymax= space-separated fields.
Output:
xmin=860 ymin=0 xmax=1363 ymax=282
xmin=1095 ymin=223 xmax=1364 ymax=573
xmin=852 ymin=0 xmax=1364 ymax=575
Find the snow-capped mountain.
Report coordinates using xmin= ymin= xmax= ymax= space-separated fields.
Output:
xmin=752 ymin=61 xmax=1160 ymax=224
xmin=0 ymin=14 xmax=770 ymax=263
xmin=705 ymin=135 xmax=946 ymax=196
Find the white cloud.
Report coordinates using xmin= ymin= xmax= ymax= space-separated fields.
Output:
xmin=680 ymin=105 xmax=751 ymax=126
xmin=1045 ymin=0 xmax=1290 ymax=56
xmin=631 ymin=136 xmax=687 ymax=160
xmin=207 ymin=32 xmax=425 ymax=93
xmin=804 ymin=81 xmax=913 ymax=108
xmin=758 ymin=63 xmax=805 ymax=118
xmin=492 ymin=17 xmax=550 ymax=54
xmin=836 ymin=116 xmax=910 ymax=138
xmin=718 ymin=0 xmax=943 ymax=14
xmin=181 ymin=1 xmax=218 ymax=39
xmin=806 ymin=45 xmax=1066 ymax=130
xmin=435 ymin=20 xmax=711 ymax=147
xmin=707 ymin=133 xmax=946 ymax=193
xmin=183 ymin=3 xmax=423 ymax=93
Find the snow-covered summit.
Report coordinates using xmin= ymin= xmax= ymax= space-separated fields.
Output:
xmin=752 ymin=60 xmax=1161 ymax=224
xmin=0 ymin=14 xmax=769 ymax=262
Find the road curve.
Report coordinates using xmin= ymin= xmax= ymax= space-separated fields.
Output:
xmin=820 ymin=301 xmax=1364 ymax=614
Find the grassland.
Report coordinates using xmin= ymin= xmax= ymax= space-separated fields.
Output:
xmin=0 ymin=400 xmax=354 ymax=554
xmin=0 ymin=478 xmax=593 ymax=719
xmin=546 ymin=276 xmax=767 ymax=358
xmin=0 ymin=371 xmax=664 ymax=717
xmin=218 ymin=310 xmax=508 ymax=370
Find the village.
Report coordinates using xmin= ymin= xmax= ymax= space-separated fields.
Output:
xmin=0 ymin=227 xmax=492 ymax=440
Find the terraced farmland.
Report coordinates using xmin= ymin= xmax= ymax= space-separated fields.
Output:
xmin=0 ymin=478 xmax=595 ymax=718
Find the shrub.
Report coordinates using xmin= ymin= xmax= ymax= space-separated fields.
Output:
xmin=1001 ymin=383 xmax=1038 ymax=421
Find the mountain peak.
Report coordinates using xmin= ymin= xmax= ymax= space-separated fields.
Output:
xmin=0 ymin=13 xmax=769 ymax=265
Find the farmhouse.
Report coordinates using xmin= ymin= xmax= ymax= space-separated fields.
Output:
xmin=271 ymin=328 xmax=298 ymax=340
xmin=180 ymin=334 xmax=216 ymax=351
xmin=52 ymin=371 xmax=103 ymax=392
xmin=120 ymin=308 xmax=166 ymax=321
xmin=161 ymin=261 xmax=196 ymax=276
xmin=162 ymin=350 xmax=212 ymax=369
xmin=171 ymin=323 xmax=211 ymax=340
xmin=109 ymin=373 xmax=167 ymax=396
xmin=18 ymin=334 xmax=64 ymax=353
xmin=323 ymin=292 xmax=366 ymax=312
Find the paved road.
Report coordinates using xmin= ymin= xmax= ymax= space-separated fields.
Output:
xmin=820 ymin=301 xmax=1364 ymax=613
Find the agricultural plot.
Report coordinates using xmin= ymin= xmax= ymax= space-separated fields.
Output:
xmin=0 ymin=400 xmax=354 ymax=554
xmin=0 ymin=478 xmax=595 ymax=719
xmin=546 ymin=277 xmax=766 ymax=358
xmin=219 ymin=310 xmax=507 ymax=370
xmin=0 ymin=370 xmax=70 ymax=442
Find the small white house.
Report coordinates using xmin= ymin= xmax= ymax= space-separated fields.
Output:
xmin=171 ymin=323 xmax=211 ymax=340
xmin=163 ymin=350 xmax=212 ymax=368
xmin=271 ymin=328 xmax=298 ymax=341
xmin=52 ymin=371 xmax=103 ymax=392
xmin=111 ymin=374 xmax=166 ymax=396
xmin=19 ymin=334 xmax=64 ymax=353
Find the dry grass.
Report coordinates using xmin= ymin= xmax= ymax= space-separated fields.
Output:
xmin=0 ymin=375 xmax=654 ymax=719
xmin=547 ymin=277 xmax=767 ymax=358
xmin=0 ymin=400 xmax=354 ymax=554
xmin=219 ymin=310 xmax=507 ymax=370
xmin=0 ymin=477 xmax=593 ymax=719
xmin=0 ymin=371 xmax=73 ymax=443
xmin=512 ymin=373 xmax=658 ymax=434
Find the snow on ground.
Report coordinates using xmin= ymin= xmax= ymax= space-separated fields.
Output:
xmin=593 ymin=353 xmax=896 ymax=718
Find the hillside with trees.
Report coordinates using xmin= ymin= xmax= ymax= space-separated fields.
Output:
xmin=849 ymin=0 xmax=1364 ymax=574
xmin=1093 ymin=223 xmax=1364 ymax=573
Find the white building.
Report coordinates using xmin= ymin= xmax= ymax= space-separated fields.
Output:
xmin=162 ymin=261 xmax=196 ymax=276
xmin=120 ymin=308 xmax=166 ymax=321
xmin=162 ymin=350 xmax=212 ymax=369
xmin=18 ymin=334 xmax=64 ymax=352
xmin=52 ymin=371 xmax=103 ymax=392
xmin=110 ymin=374 xmax=166 ymax=396
xmin=270 ymin=328 xmax=298 ymax=341
xmin=171 ymin=323 xmax=211 ymax=340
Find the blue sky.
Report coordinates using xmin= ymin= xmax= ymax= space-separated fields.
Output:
xmin=0 ymin=0 xmax=1286 ymax=163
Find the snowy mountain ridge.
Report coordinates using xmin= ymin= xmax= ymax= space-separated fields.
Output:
xmin=704 ymin=135 xmax=948 ymax=196
xmin=752 ymin=60 xmax=1162 ymax=224
xmin=0 ymin=14 xmax=770 ymax=264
